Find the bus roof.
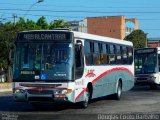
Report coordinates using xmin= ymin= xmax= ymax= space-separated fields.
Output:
xmin=72 ymin=31 xmax=133 ymax=46
xmin=18 ymin=30 xmax=133 ymax=46
xmin=157 ymin=47 xmax=160 ymax=51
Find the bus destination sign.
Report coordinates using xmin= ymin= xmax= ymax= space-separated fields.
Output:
xmin=135 ymin=48 xmax=156 ymax=54
xmin=17 ymin=31 xmax=72 ymax=42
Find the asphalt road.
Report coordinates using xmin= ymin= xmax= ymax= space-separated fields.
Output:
xmin=0 ymin=85 xmax=160 ymax=120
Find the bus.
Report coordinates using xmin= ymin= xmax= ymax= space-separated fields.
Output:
xmin=13 ymin=29 xmax=134 ymax=108
xmin=135 ymin=47 xmax=160 ymax=89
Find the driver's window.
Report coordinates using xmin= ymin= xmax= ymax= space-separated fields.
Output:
xmin=158 ymin=54 xmax=160 ymax=71
xmin=75 ymin=42 xmax=84 ymax=79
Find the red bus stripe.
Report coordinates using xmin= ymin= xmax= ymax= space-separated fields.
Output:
xmin=75 ymin=88 xmax=86 ymax=102
xmin=92 ymin=67 xmax=133 ymax=84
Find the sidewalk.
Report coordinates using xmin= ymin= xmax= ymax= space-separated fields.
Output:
xmin=0 ymin=83 xmax=12 ymax=92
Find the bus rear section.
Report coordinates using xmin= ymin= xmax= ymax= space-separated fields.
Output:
xmin=134 ymin=47 xmax=160 ymax=89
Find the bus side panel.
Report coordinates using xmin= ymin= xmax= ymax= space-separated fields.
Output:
xmin=66 ymin=82 xmax=75 ymax=103
xmin=116 ymin=72 xmax=134 ymax=92
xmin=74 ymin=78 xmax=87 ymax=103
xmin=74 ymin=66 xmax=134 ymax=102
xmin=74 ymin=88 xmax=85 ymax=102
xmin=121 ymin=66 xmax=134 ymax=92
xmin=121 ymin=76 xmax=134 ymax=92
xmin=92 ymin=73 xmax=116 ymax=99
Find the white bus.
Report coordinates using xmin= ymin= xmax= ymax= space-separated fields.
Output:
xmin=13 ymin=30 xmax=134 ymax=108
xmin=135 ymin=47 xmax=160 ymax=89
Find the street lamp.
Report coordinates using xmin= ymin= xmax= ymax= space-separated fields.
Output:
xmin=23 ymin=0 xmax=44 ymax=18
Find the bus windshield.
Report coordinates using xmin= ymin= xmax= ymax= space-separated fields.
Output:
xmin=135 ymin=53 xmax=158 ymax=74
xmin=13 ymin=42 xmax=74 ymax=82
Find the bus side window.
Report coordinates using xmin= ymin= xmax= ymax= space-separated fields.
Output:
xmin=101 ymin=43 xmax=107 ymax=64
xmin=122 ymin=46 xmax=128 ymax=64
xmin=85 ymin=41 xmax=93 ymax=65
xmin=128 ymin=47 xmax=133 ymax=64
xmin=109 ymin=44 xmax=116 ymax=64
xmin=93 ymin=42 xmax=101 ymax=65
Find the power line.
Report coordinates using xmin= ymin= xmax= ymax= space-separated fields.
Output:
xmin=1 ymin=11 xmax=160 ymax=21
xmin=1 ymin=8 xmax=160 ymax=14
xmin=0 ymin=2 xmax=160 ymax=9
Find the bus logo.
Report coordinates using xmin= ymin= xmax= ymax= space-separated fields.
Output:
xmin=85 ymin=70 xmax=96 ymax=77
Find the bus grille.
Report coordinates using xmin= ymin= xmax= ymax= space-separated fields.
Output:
xmin=137 ymin=77 xmax=148 ymax=81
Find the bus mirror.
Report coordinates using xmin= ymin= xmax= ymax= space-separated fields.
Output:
xmin=76 ymin=40 xmax=82 ymax=45
xmin=75 ymin=41 xmax=83 ymax=69
xmin=75 ymin=40 xmax=82 ymax=50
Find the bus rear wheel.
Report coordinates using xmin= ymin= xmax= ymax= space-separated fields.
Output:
xmin=113 ymin=81 xmax=122 ymax=100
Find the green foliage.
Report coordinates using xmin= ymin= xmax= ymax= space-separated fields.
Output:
xmin=49 ymin=19 xmax=69 ymax=29
xmin=36 ymin=16 xmax=49 ymax=29
xmin=15 ymin=17 xmax=40 ymax=31
xmin=124 ymin=29 xmax=147 ymax=49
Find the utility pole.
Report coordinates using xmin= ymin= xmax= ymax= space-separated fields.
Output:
xmin=145 ymin=33 xmax=148 ymax=47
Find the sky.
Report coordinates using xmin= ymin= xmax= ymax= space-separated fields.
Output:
xmin=0 ymin=0 xmax=160 ymax=38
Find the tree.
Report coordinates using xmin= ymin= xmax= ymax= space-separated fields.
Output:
xmin=124 ymin=29 xmax=147 ymax=49
xmin=15 ymin=17 xmax=40 ymax=31
xmin=49 ymin=19 xmax=69 ymax=29
xmin=36 ymin=16 xmax=48 ymax=29
xmin=0 ymin=22 xmax=15 ymax=82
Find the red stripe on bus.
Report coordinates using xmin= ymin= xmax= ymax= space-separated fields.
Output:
xmin=92 ymin=67 xmax=134 ymax=84
xmin=75 ymin=88 xmax=86 ymax=102
xmin=75 ymin=67 xmax=133 ymax=101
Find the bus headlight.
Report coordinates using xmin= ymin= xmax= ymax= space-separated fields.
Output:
xmin=67 ymin=89 xmax=72 ymax=94
xmin=61 ymin=89 xmax=72 ymax=94
xmin=62 ymin=89 xmax=67 ymax=94
xmin=14 ymin=89 xmax=26 ymax=94
xmin=54 ymin=89 xmax=72 ymax=94
xmin=150 ymin=76 xmax=156 ymax=80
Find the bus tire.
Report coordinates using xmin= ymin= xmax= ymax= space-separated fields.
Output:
xmin=80 ymin=88 xmax=90 ymax=109
xmin=113 ymin=81 xmax=122 ymax=100
xmin=150 ymin=84 xmax=157 ymax=90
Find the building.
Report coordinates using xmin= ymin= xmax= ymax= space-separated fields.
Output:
xmin=68 ymin=19 xmax=87 ymax=33
xmin=68 ymin=21 xmax=79 ymax=31
xmin=147 ymin=38 xmax=160 ymax=47
xmin=69 ymin=16 xmax=138 ymax=40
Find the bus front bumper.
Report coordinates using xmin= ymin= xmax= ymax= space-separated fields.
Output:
xmin=135 ymin=75 xmax=159 ymax=85
xmin=13 ymin=93 xmax=69 ymax=103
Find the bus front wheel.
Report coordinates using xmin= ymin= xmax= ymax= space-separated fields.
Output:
xmin=80 ymin=88 xmax=90 ymax=108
